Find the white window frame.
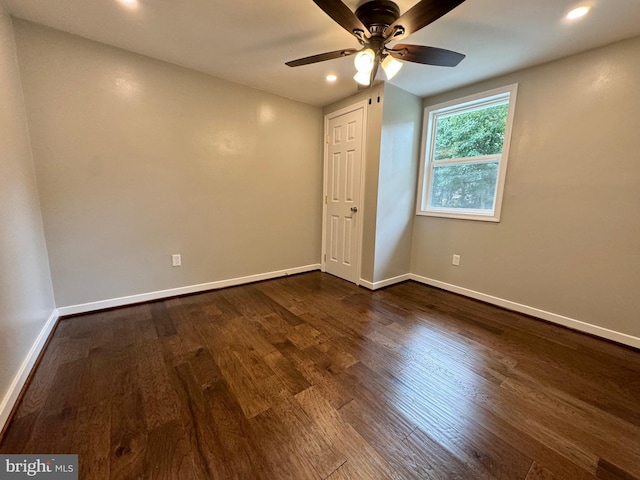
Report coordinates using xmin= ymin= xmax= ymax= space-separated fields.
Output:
xmin=416 ymin=84 xmax=518 ymax=222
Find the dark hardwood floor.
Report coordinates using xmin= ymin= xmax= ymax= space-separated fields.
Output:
xmin=2 ymin=272 xmax=639 ymax=479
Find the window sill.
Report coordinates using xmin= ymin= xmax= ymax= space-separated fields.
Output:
xmin=416 ymin=209 xmax=501 ymax=222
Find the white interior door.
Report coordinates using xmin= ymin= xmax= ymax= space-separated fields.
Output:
xmin=324 ymin=106 xmax=364 ymax=284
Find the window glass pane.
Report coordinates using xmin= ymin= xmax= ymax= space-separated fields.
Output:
xmin=429 ymin=162 xmax=499 ymax=210
xmin=434 ymin=103 xmax=508 ymax=160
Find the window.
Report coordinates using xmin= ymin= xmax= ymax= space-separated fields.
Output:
xmin=417 ymin=84 xmax=517 ymax=222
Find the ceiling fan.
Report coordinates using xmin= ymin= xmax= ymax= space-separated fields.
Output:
xmin=286 ymin=0 xmax=467 ymax=86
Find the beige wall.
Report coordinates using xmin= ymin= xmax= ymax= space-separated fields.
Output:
xmin=0 ymin=7 xmax=55 ymax=427
xmin=412 ymin=36 xmax=640 ymax=338
xmin=14 ymin=21 xmax=324 ymax=307
xmin=374 ymin=83 xmax=421 ymax=283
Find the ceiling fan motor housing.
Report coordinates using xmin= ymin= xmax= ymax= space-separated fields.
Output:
xmin=355 ymin=0 xmax=401 ymax=36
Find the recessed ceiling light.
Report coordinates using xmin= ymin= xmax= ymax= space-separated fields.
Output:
xmin=118 ymin=0 xmax=139 ymax=9
xmin=326 ymin=74 xmax=337 ymax=82
xmin=566 ymin=5 xmax=591 ymax=20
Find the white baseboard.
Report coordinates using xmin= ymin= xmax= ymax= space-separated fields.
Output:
xmin=410 ymin=274 xmax=640 ymax=350
xmin=1 ymin=309 xmax=59 ymax=433
xmin=57 ymin=264 xmax=321 ymax=316
xmin=358 ymin=279 xmax=375 ymax=289
xmin=359 ymin=273 xmax=411 ymax=291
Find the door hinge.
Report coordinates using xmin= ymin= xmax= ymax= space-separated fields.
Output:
xmin=324 ymin=253 xmax=326 ymax=261
xmin=326 ymin=135 xmax=330 ymax=144
xmin=325 ymin=195 xmax=328 ymax=204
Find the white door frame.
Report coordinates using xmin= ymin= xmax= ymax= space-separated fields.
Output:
xmin=321 ymin=100 xmax=368 ymax=286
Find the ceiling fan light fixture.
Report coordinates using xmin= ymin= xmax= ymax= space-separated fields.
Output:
xmin=353 ymin=71 xmax=371 ymax=86
xmin=381 ymin=55 xmax=403 ymax=80
xmin=354 ymin=49 xmax=375 ymax=73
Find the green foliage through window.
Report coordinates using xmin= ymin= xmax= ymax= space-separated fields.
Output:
xmin=434 ymin=103 xmax=508 ymax=160
xmin=429 ymin=162 xmax=498 ymax=209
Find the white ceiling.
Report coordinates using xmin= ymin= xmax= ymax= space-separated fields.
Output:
xmin=5 ymin=0 xmax=640 ymax=106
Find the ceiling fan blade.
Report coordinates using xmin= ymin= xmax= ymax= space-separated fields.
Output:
xmin=389 ymin=44 xmax=465 ymax=67
xmin=312 ymin=0 xmax=371 ymax=39
xmin=384 ymin=0 xmax=466 ymax=42
xmin=285 ymin=48 xmax=358 ymax=67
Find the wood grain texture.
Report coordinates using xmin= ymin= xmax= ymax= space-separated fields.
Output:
xmin=2 ymin=272 xmax=639 ymax=479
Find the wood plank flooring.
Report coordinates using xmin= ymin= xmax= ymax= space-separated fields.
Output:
xmin=2 ymin=272 xmax=639 ymax=479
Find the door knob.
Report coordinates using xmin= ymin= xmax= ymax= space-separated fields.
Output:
xmin=350 ymin=206 xmax=358 ymax=213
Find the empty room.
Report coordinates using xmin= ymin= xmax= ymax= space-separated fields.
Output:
xmin=1 ymin=0 xmax=639 ymax=478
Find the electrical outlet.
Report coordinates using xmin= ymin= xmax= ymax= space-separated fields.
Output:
xmin=452 ymin=254 xmax=460 ymax=266
xmin=172 ymin=254 xmax=181 ymax=267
